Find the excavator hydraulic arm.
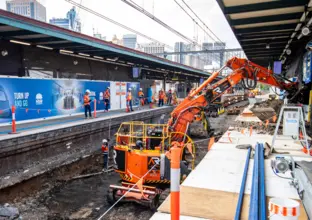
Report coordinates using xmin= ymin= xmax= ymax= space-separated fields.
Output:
xmin=167 ymin=57 xmax=298 ymax=140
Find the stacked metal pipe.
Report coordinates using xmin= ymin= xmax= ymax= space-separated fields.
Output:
xmin=249 ymin=143 xmax=266 ymax=220
xmin=235 ymin=143 xmax=266 ymax=219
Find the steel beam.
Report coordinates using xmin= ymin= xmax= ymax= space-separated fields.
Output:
xmin=232 ymin=12 xmax=303 ymax=26
xmin=224 ymin=0 xmax=307 ymax=14
xmin=152 ymin=48 xmax=243 ymax=56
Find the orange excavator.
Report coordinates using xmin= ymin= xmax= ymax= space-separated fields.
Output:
xmin=107 ymin=57 xmax=301 ymax=209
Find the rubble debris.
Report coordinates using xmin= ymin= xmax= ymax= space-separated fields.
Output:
xmin=69 ymin=207 xmax=92 ymax=219
xmin=0 ymin=204 xmax=21 ymax=220
xmin=227 ymin=107 xmax=240 ymax=115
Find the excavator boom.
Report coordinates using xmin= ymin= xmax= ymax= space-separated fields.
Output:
xmin=168 ymin=57 xmax=298 ymax=138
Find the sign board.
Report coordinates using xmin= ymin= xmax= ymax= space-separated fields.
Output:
xmin=273 ymin=61 xmax=282 ymax=74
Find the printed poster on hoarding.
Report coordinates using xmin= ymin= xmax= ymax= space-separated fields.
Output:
xmin=0 ymin=78 xmax=110 ymax=123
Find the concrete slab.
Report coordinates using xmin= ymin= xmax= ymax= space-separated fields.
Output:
xmin=152 ymin=127 xmax=311 ymax=219
xmin=150 ymin=213 xmax=207 ymax=220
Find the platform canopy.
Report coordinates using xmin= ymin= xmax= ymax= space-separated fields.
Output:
xmin=217 ymin=0 xmax=312 ymax=67
xmin=0 ymin=9 xmax=215 ymax=81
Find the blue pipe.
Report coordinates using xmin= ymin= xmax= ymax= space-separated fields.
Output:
xmin=234 ymin=147 xmax=251 ymax=220
xmin=259 ymin=143 xmax=267 ymax=220
xmin=249 ymin=143 xmax=260 ymax=220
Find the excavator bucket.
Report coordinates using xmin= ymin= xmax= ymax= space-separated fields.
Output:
xmin=250 ymin=99 xmax=283 ymax=122
xmin=107 ymin=182 xmax=162 ymax=210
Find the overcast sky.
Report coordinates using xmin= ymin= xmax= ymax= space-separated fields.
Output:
xmin=0 ymin=0 xmax=241 ymax=49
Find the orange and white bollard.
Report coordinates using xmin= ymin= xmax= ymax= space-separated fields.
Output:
xmin=171 ymin=147 xmax=181 ymax=220
xmin=10 ymin=105 xmax=17 ymax=134
xmin=93 ymin=99 xmax=97 ymax=118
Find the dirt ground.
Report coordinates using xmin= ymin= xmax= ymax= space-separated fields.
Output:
xmin=8 ymin=147 xmax=207 ymax=220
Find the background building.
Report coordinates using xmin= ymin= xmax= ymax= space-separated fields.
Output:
xmin=174 ymin=42 xmax=186 ymax=64
xmin=49 ymin=7 xmax=81 ymax=32
xmin=123 ymin=34 xmax=137 ymax=49
xmin=138 ymin=42 xmax=165 ymax=54
xmin=202 ymin=42 xmax=213 ymax=65
xmin=6 ymin=0 xmax=46 ymax=22
xmin=111 ymin=35 xmax=123 ymax=46
xmin=93 ymin=33 xmax=106 ymax=41
xmin=49 ymin=18 xmax=70 ymax=29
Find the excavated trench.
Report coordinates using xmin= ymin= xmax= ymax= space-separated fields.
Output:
xmin=0 ymin=104 xmax=247 ymax=220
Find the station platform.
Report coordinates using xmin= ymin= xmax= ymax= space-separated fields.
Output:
xmin=0 ymin=105 xmax=173 ymax=190
xmin=152 ymin=109 xmax=311 ymax=220
xmin=0 ymin=105 xmax=162 ymax=140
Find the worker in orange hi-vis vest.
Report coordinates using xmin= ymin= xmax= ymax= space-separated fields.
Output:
xmin=101 ymin=139 xmax=109 ymax=171
xmin=103 ymin=87 xmax=110 ymax=112
xmin=126 ymin=88 xmax=134 ymax=112
xmin=84 ymin=89 xmax=92 ymax=119
xmin=138 ymin=88 xmax=145 ymax=107
xmin=172 ymin=90 xmax=178 ymax=105
xmin=158 ymin=89 xmax=165 ymax=107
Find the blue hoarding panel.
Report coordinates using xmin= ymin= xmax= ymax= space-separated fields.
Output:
xmin=0 ymin=78 xmax=110 ymax=123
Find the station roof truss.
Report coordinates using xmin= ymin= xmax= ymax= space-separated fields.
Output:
xmin=0 ymin=9 xmax=214 ymax=81
xmin=216 ymin=0 xmax=312 ymax=67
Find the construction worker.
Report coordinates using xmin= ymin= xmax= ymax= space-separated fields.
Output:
xmin=101 ymin=139 xmax=109 ymax=171
xmin=84 ymin=89 xmax=92 ymax=119
xmin=172 ymin=90 xmax=178 ymax=105
xmin=158 ymin=89 xmax=164 ymax=107
xmin=167 ymin=89 xmax=172 ymax=105
xmin=103 ymin=87 xmax=110 ymax=112
xmin=138 ymin=88 xmax=144 ymax=107
xmin=127 ymin=88 xmax=134 ymax=112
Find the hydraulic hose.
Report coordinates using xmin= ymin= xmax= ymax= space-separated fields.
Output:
xmin=249 ymin=143 xmax=260 ymax=220
xmin=259 ymin=143 xmax=266 ymax=220
xmin=234 ymin=147 xmax=251 ymax=220
xmin=241 ymin=68 xmax=258 ymax=90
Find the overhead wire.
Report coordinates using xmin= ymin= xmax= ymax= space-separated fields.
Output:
xmin=121 ymin=0 xmax=211 ymax=68
xmin=173 ymin=0 xmax=229 ymax=66
xmin=64 ymin=0 xmax=173 ymax=50
xmin=181 ymin=0 xmax=225 ymax=45
xmin=174 ymin=0 xmax=217 ymax=44
xmin=121 ymin=0 xmax=199 ymax=46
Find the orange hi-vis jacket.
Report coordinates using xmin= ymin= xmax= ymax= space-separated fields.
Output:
xmin=102 ymin=144 xmax=109 ymax=154
xmin=159 ymin=91 xmax=165 ymax=99
xmin=127 ymin=91 xmax=132 ymax=101
xmin=138 ymin=91 xmax=144 ymax=97
xmin=104 ymin=90 xmax=110 ymax=99
xmin=84 ymin=95 xmax=90 ymax=106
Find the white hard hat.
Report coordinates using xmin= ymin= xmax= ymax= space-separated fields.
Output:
xmin=128 ymin=88 xmax=132 ymax=91
xmin=102 ymin=139 xmax=108 ymax=143
xmin=86 ymin=89 xmax=90 ymax=93
xmin=140 ymin=88 xmax=143 ymax=90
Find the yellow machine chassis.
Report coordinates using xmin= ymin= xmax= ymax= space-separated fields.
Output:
xmin=115 ymin=121 xmax=196 ymax=172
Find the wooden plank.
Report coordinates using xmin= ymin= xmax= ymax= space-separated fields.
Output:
xmin=158 ymin=186 xmax=308 ymax=220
